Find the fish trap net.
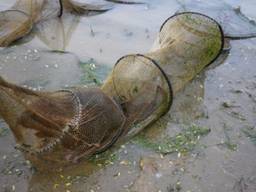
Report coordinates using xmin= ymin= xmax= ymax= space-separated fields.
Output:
xmin=102 ymin=12 xmax=224 ymax=138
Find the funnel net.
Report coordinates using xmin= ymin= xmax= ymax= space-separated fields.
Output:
xmin=102 ymin=12 xmax=224 ymax=138
xmin=0 ymin=12 xmax=225 ymax=167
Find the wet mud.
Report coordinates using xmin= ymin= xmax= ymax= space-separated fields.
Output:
xmin=0 ymin=0 xmax=256 ymax=192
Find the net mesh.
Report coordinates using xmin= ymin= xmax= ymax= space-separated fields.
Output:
xmin=0 ymin=0 xmax=113 ymax=47
xmin=0 ymin=76 xmax=125 ymax=163
xmin=0 ymin=12 xmax=225 ymax=166
xmin=0 ymin=10 xmax=33 ymax=46
xmin=102 ymin=12 xmax=224 ymax=138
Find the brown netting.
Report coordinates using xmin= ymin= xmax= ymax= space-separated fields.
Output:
xmin=0 ymin=12 xmax=224 ymax=167
xmin=102 ymin=12 xmax=224 ymax=139
xmin=0 ymin=0 xmax=51 ymax=47
xmin=0 ymin=76 xmax=126 ymax=164
xmin=61 ymin=0 xmax=113 ymax=15
xmin=0 ymin=0 xmax=113 ymax=47
xmin=12 ymin=0 xmax=45 ymax=22
xmin=60 ymin=88 xmax=125 ymax=162
xmin=0 ymin=10 xmax=33 ymax=47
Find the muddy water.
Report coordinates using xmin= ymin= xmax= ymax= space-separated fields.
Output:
xmin=0 ymin=0 xmax=256 ymax=192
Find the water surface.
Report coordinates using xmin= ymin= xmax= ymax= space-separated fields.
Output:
xmin=0 ymin=0 xmax=256 ymax=192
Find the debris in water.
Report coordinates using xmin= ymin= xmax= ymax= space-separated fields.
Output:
xmin=133 ymin=124 xmax=211 ymax=155
xmin=218 ymin=123 xmax=238 ymax=151
xmin=0 ymin=126 xmax=9 ymax=137
xmin=221 ymin=101 xmax=239 ymax=108
xmin=243 ymin=126 xmax=256 ymax=145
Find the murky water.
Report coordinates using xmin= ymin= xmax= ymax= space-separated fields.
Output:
xmin=0 ymin=0 xmax=256 ymax=192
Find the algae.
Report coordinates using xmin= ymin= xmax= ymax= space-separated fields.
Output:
xmin=133 ymin=124 xmax=211 ymax=155
xmin=0 ymin=126 xmax=9 ymax=137
xmin=89 ymin=150 xmax=118 ymax=167
xmin=79 ymin=60 xmax=110 ymax=86
xmin=243 ymin=127 xmax=256 ymax=146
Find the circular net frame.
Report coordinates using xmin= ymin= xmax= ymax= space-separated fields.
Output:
xmin=102 ymin=12 xmax=224 ymax=138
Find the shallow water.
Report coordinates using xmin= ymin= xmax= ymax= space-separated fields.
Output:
xmin=0 ymin=0 xmax=256 ymax=192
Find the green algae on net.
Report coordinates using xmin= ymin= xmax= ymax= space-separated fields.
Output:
xmin=0 ymin=12 xmax=224 ymax=168
xmin=102 ymin=12 xmax=224 ymax=138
